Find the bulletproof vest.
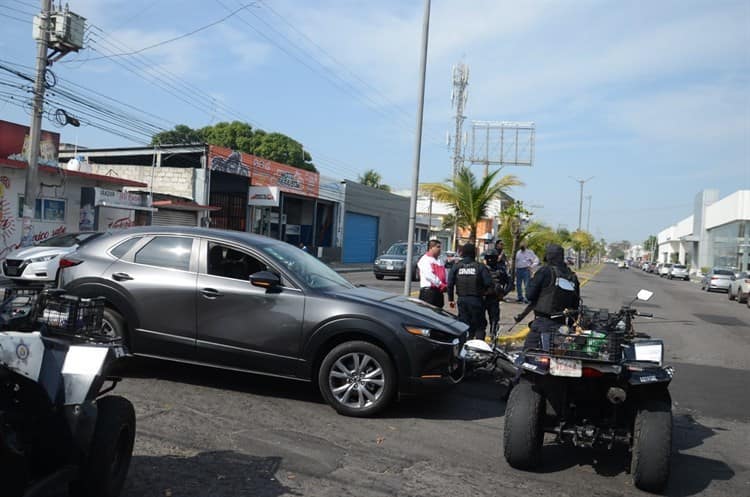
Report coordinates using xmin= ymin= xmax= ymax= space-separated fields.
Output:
xmin=454 ymin=260 xmax=484 ymax=297
xmin=534 ymin=266 xmax=578 ymax=316
xmin=486 ymin=264 xmax=507 ymax=294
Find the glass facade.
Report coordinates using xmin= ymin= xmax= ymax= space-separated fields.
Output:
xmin=708 ymin=221 xmax=750 ymax=271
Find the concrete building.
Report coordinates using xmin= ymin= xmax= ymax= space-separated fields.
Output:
xmin=657 ymin=189 xmax=750 ymax=272
xmin=341 ymin=181 xmax=410 ymax=263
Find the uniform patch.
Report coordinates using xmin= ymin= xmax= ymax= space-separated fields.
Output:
xmin=16 ymin=343 xmax=29 ymax=361
xmin=458 ymin=268 xmax=477 ymax=275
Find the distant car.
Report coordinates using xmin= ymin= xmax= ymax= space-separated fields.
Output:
xmin=648 ymin=262 xmax=659 ymax=273
xmin=668 ymin=264 xmax=690 ymax=281
xmin=641 ymin=262 xmax=650 ymax=271
xmin=700 ymin=267 xmax=734 ymax=292
xmin=658 ymin=263 xmax=673 ymax=277
xmin=728 ymin=271 xmax=750 ymax=303
xmin=1 ymin=232 xmax=102 ymax=283
xmin=618 ymin=260 xmax=628 ymax=269
xmin=373 ymin=242 xmax=427 ymax=281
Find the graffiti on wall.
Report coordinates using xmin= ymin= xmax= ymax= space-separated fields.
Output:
xmin=0 ymin=175 xmax=67 ymax=260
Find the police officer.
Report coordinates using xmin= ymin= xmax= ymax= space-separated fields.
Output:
xmin=482 ymin=248 xmax=505 ymax=340
xmin=523 ymin=243 xmax=581 ymax=350
xmin=447 ymin=243 xmax=492 ymax=340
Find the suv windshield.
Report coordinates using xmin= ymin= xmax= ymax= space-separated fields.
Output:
xmin=260 ymin=244 xmax=354 ymax=290
xmin=384 ymin=243 xmax=421 ymax=256
xmin=673 ymin=265 xmax=686 ymax=269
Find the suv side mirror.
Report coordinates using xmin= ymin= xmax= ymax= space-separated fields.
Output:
xmin=249 ymin=270 xmax=281 ymax=290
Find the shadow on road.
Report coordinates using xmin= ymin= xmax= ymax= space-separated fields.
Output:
xmin=123 ymin=450 xmax=298 ymax=497
xmin=531 ymin=414 xmax=734 ymax=497
xmin=385 ymin=377 xmax=508 ymax=421
xmin=111 ymin=357 xmax=324 ymax=405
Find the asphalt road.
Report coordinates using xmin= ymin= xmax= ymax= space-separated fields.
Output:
xmin=108 ymin=265 xmax=748 ymax=497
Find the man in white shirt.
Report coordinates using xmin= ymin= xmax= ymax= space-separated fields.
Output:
xmin=515 ymin=243 xmax=539 ymax=303
xmin=417 ymin=240 xmax=447 ymax=307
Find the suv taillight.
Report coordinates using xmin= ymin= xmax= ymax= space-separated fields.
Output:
xmin=59 ymin=257 xmax=82 ymax=269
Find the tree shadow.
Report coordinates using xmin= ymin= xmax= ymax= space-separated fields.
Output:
xmin=110 ymin=357 xmax=323 ymax=406
xmin=531 ymin=414 xmax=735 ymax=497
xmin=122 ymin=450 xmax=299 ymax=497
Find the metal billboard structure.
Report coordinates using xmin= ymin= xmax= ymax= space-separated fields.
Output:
xmin=467 ymin=121 xmax=535 ymax=177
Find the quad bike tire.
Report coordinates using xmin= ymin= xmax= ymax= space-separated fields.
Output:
xmin=70 ymin=395 xmax=136 ymax=497
xmin=375 ymin=274 xmax=384 ymax=280
xmin=503 ymin=379 xmax=544 ymax=470
xmin=631 ymin=395 xmax=672 ymax=493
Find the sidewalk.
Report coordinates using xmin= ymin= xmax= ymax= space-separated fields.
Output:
xmin=328 ymin=262 xmax=372 ymax=274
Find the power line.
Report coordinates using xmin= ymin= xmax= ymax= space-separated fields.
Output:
xmin=78 ymin=3 xmax=257 ymax=62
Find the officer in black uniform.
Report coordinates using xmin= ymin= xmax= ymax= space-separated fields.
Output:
xmin=523 ymin=243 xmax=580 ymax=350
xmin=447 ymin=243 xmax=492 ymax=340
xmin=482 ymin=248 xmax=505 ymax=340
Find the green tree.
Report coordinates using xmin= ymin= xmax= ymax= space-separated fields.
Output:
xmin=570 ymin=229 xmax=595 ymax=266
xmin=422 ymin=167 xmax=522 ymax=248
xmin=358 ymin=169 xmax=391 ymax=192
xmin=497 ymin=202 xmax=558 ymax=283
xmin=151 ymin=122 xmax=316 ymax=172
xmin=151 ymin=124 xmax=204 ymax=145
xmin=643 ymin=235 xmax=658 ymax=260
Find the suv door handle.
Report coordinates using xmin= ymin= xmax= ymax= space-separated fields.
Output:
xmin=200 ymin=288 xmax=223 ymax=299
xmin=112 ymin=272 xmax=133 ymax=281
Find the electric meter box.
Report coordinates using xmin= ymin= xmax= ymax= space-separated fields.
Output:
xmin=33 ymin=11 xmax=86 ymax=50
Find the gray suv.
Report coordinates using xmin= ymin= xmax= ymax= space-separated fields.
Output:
xmin=58 ymin=227 xmax=468 ymax=416
xmin=372 ymin=242 xmax=427 ymax=280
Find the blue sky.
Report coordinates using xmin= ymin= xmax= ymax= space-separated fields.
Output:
xmin=1 ymin=0 xmax=748 ymax=243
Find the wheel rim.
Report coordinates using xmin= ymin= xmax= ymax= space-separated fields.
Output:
xmin=328 ymin=352 xmax=385 ymax=410
xmin=101 ymin=318 xmax=119 ymax=339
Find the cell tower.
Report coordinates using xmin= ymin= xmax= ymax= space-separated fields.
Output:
xmin=449 ymin=63 xmax=469 ymax=178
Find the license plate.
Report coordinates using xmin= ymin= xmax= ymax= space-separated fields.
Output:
xmin=550 ymin=358 xmax=582 ymax=377
xmin=386 ymin=265 xmax=394 ymax=270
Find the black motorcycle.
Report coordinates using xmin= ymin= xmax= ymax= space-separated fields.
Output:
xmin=464 ymin=289 xmax=673 ymax=493
xmin=0 ymin=290 xmax=135 ymax=497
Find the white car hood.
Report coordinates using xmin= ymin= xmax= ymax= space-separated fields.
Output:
xmin=6 ymin=245 xmax=74 ymax=261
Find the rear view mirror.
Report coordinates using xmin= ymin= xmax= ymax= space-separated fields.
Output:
xmin=636 ymin=289 xmax=653 ymax=301
xmin=249 ymin=270 xmax=281 ymax=289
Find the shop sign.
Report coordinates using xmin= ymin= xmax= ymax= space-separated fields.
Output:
xmin=93 ymin=187 xmax=151 ymax=210
xmin=248 ymin=186 xmax=280 ymax=206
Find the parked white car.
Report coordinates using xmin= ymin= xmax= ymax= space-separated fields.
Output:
xmin=1 ymin=232 xmax=102 ymax=283
xmin=658 ymin=263 xmax=673 ymax=277
xmin=668 ymin=264 xmax=690 ymax=281
xmin=728 ymin=271 xmax=750 ymax=303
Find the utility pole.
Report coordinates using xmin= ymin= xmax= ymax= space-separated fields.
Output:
xmin=570 ymin=176 xmax=594 ymax=268
xmin=403 ymin=0 xmax=431 ymax=296
xmin=449 ymin=63 xmax=468 ymax=251
xmin=427 ymin=193 xmax=433 ymax=242
xmin=586 ymin=194 xmax=592 ymax=232
xmin=21 ymin=0 xmax=52 ymax=247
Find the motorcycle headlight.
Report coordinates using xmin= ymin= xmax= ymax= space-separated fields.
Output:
xmin=29 ymin=254 xmax=57 ymax=263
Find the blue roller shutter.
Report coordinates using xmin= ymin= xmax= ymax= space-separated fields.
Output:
xmin=343 ymin=212 xmax=378 ymax=263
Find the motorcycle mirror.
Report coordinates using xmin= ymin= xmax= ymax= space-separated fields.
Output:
xmin=636 ymin=289 xmax=653 ymax=301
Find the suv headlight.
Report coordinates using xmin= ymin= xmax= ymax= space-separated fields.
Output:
xmin=29 ymin=255 xmax=57 ymax=263
xmin=405 ymin=325 xmax=459 ymax=344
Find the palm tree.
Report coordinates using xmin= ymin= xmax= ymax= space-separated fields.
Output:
xmin=422 ymin=167 xmax=522 ymax=247
xmin=358 ymin=169 xmax=391 ymax=192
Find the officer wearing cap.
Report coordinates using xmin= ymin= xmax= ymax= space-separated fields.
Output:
xmin=447 ymin=243 xmax=492 ymax=340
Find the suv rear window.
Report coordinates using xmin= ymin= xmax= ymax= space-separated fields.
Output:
xmin=110 ymin=236 xmax=143 ymax=259
xmin=673 ymin=265 xmax=686 ymax=269
xmin=714 ymin=269 xmax=734 ymax=276
xmin=135 ymin=236 xmax=193 ymax=271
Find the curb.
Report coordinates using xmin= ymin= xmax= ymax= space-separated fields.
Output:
xmin=494 ymin=264 xmax=604 ymax=345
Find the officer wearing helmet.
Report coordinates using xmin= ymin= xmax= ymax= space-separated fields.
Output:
xmin=482 ymin=248 xmax=506 ymax=340
xmin=447 ymin=243 xmax=492 ymax=340
xmin=523 ymin=243 xmax=581 ymax=350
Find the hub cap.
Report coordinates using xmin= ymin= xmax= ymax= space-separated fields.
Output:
xmin=328 ymin=352 xmax=385 ymax=409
